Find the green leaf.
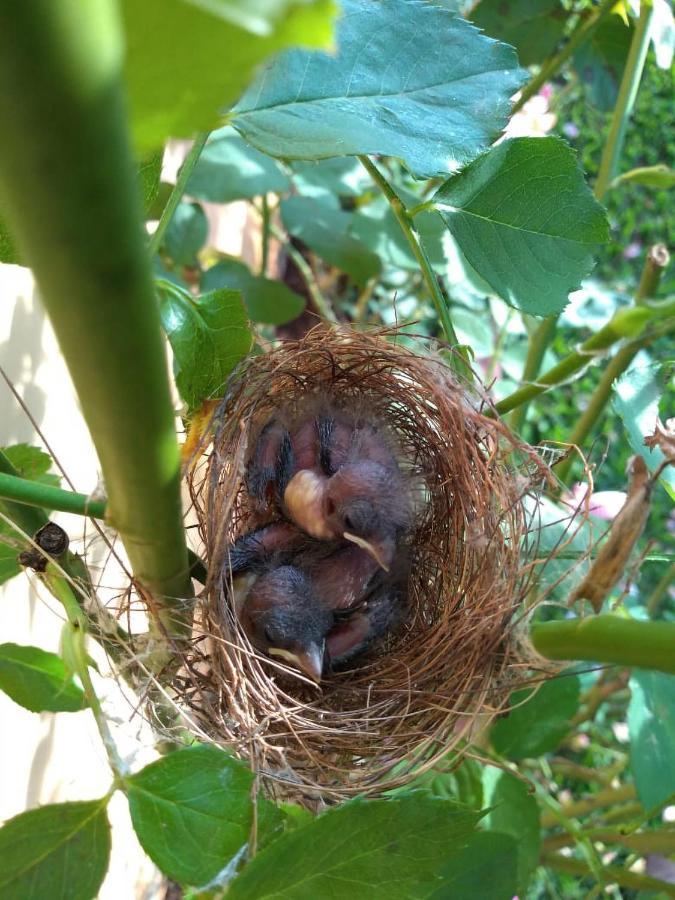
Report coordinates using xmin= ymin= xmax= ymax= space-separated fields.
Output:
xmin=232 ymin=0 xmax=526 ymax=179
xmin=426 ymin=831 xmax=518 ymax=900
xmin=186 ymin=128 xmax=290 ymax=202
xmin=121 ymin=0 xmax=337 ymax=152
xmin=2 ymin=444 xmax=61 ymax=488
xmin=163 ymin=201 xmax=208 ymax=266
xmin=139 ymin=150 xmax=164 ymax=213
xmin=281 ymin=196 xmax=381 ymax=286
xmin=292 ymin=158 xmax=368 ymax=198
xmin=159 ymin=285 xmax=252 ymax=410
xmin=470 ymin=0 xmax=566 ymax=67
xmin=0 ymin=543 xmax=20 ymax=586
xmin=0 ymin=799 xmax=110 ymax=900
xmin=433 ymin=137 xmax=609 ymax=316
xmin=0 ymin=443 xmax=61 ymax=584
xmin=350 ymin=195 xmax=447 ymax=273
xmin=491 ymin=673 xmax=581 ymax=759
xmin=524 ymin=494 xmax=599 ymax=601
xmin=0 ymin=642 xmax=87 ymax=713
xmin=0 ymin=212 xmax=20 ymax=265
xmin=201 ymin=259 xmax=306 ymax=324
xmin=228 ymin=796 xmax=481 ymax=899
xmin=613 ymin=360 xmax=675 ymax=501
xmin=127 ymin=744 xmax=255 ymax=887
xmin=629 ymin=671 xmax=675 ymax=811
xmin=612 ymin=163 xmax=675 ymax=189
xmin=482 ymin=767 xmax=540 ymax=892
xmin=573 ymin=14 xmax=633 ymax=112
xmin=397 ymin=757 xmax=484 ymax=809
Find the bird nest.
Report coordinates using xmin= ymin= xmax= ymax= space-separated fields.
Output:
xmin=182 ymin=326 xmax=555 ymax=801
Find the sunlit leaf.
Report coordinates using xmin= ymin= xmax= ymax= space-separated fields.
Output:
xmin=233 ymin=0 xmax=525 ymax=178
xmin=159 ymin=284 xmax=252 ymax=410
xmin=121 ymin=0 xmax=337 ymax=151
xmin=0 ymin=643 xmax=87 ymax=713
xmin=0 ymin=799 xmax=110 ymax=900
xmin=127 ymin=745 xmax=257 ymax=887
xmin=433 ymin=137 xmax=609 ymax=315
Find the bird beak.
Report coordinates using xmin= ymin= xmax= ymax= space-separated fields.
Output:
xmin=268 ymin=642 xmax=324 ymax=683
xmin=343 ymin=532 xmax=391 ymax=571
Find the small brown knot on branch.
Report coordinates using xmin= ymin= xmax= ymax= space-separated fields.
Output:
xmin=18 ymin=521 xmax=69 ymax=572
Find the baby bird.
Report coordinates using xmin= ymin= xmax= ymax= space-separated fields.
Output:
xmin=245 ymin=404 xmax=411 ymax=570
xmin=224 ymin=522 xmax=406 ymax=681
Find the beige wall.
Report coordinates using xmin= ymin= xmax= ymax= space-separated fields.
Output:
xmin=0 ymin=263 xmax=162 ymax=899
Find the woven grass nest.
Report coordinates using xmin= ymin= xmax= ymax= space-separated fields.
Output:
xmin=184 ymin=326 xmax=554 ymax=801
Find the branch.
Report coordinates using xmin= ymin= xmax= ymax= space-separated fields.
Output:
xmin=508 ymin=316 xmax=557 ymax=434
xmin=594 ymin=1 xmax=655 ymax=200
xmin=358 ymin=155 xmax=460 ymax=350
xmin=555 ymin=244 xmax=669 ymax=483
xmin=494 ymin=301 xmax=675 ymax=416
xmin=148 ymin=132 xmax=209 ymax=257
xmin=0 ymin=2 xmax=192 ymax=639
xmin=512 ymin=0 xmax=618 ymax=113
xmin=531 ymin=616 xmax=675 ymax=675
xmin=540 ymin=784 xmax=636 ymax=829
xmin=541 ymin=850 xmax=675 ymax=894
xmin=0 ymin=472 xmax=106 ymax=519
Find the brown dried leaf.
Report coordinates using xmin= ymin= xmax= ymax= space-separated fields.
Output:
xmin=571 ymin=456 xmax=652 ymax=613
xmin=644 ymin=417 xmax=675 ymax=457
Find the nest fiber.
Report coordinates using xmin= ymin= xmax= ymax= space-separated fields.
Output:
xmin=185 ymin=327 xmax=546 ymax=799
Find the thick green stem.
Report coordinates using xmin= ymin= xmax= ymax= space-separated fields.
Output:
xmin=148 ymin=131 xmax=209 ymax=257
xmin=494 ymin=301 xmax=675 ymax=416
xmin=555 ymin=244 xmax=669 ymax=483
xmin=531 ymin=616 xmax=675 ymax=675
xmin=512 ymin=0 xmax=618 ymax=113
xmin=0 ymin=472 xmax=107 ymax=520
xmin=0 ymin=1 xmax=192 ymax=639
xmin=595 ymin=1 xmax=654 ymax=200
xmin=508 ymin=316 xmax=557 ymax=434
xmin=359 ymin=155 xmax=460 ymax=349
xmin=541 ymin=851 xmax=675 ymax=895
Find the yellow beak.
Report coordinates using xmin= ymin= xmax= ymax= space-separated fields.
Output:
xmin=343 ymin=532 xmax=391 ymax=571
xmin=268 ymin=642 xmax=324 ymax=683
